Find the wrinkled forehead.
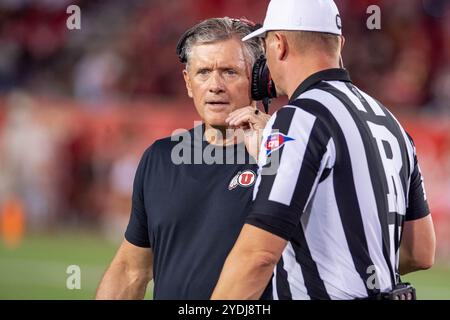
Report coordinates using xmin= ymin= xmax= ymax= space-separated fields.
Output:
xmin=188 ymin=38 xmax=250 ymax=70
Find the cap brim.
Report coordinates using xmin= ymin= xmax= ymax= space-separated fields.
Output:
xmin=242 ymin=27 xmax=267 ymax=41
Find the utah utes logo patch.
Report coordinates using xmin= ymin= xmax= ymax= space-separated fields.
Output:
xmin=265 ymin=132 xmax=294 ymax=156
xmin=228 ymin=170 xmax=256 ymax=190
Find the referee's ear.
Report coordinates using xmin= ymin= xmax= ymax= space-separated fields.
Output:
xmin=275 ymin=32 xmax=288 ymax=62
xmin=339 ymin=36 xmax=346 ymax=53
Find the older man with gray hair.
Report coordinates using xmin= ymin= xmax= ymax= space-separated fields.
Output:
xmin=96 ymin=17 xmax=272 ymax=300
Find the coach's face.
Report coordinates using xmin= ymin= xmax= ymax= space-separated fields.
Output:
xmin=183 ymin=38 xmax=252 ymax=129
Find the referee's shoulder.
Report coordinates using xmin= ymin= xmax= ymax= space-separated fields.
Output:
xmin=277 ymin=95 xmax=332 ymax=121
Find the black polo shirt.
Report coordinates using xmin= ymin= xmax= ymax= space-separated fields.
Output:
xmin=125 ymin=124 xmax=271 ymax=299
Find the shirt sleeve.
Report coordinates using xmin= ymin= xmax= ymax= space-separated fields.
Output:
xmin=405 ymin=138 xmax=430 ymax=221
xmin=124 ymin=147 xmax=152 ymax=248
xmin=246 ymin=105 xmax=333 ymax=241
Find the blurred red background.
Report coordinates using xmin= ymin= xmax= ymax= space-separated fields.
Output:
xmin=0 ymin=0 xmax=449 ymax=260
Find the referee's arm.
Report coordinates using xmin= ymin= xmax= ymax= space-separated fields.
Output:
xmin=212 ymin=106 xmax=331 ymax=299
xmin=399 ymin=144 xmax=435 ymax=275
xmin=211 ymin=224 xmax=286 ymax=300
xmin=399 ymin=215 xmax=435 ymax=275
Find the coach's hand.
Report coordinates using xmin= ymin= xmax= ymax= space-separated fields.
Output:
xmin=226 ymin=105 xmax=271 ymax=160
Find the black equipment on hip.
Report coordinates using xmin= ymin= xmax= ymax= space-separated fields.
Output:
xmin=360 ymin=283 xmax=417 ymax=300
xmin=382 ymin=282 xmax=417 ymax=300
xmin=251 ymin=56 xmax=277 ymax=114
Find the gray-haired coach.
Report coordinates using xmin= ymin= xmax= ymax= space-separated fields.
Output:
xmin=96 ymin=17 xmax=271 ymax=300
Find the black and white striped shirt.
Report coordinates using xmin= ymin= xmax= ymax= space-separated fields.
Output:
xmin=246 ymin=69 xmax=430 ymax=300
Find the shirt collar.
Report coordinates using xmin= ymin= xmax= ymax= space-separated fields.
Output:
xmin=288 ymin=68 xmax=352 ymax=103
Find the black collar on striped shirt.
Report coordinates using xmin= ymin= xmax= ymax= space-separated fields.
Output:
xmin=288 ymin=68 xmax=352 ymax=103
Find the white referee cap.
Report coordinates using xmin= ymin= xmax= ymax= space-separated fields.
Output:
xmin=242 ymin=0 xmax=342 ymax=41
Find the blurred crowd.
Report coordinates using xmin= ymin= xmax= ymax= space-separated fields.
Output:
xmin=0 ymin=93 xmax=139 ymax=236
xmin=0 ymin=0 xmax=449 ymax=256
xmin=342 ymin=0 xmax=450 ymax=114
xmin=0 ymin=0 xmax=449 ymax=111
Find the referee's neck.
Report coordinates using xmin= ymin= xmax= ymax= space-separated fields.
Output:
xmin=285 ymin=57 xmax=340 ymax=100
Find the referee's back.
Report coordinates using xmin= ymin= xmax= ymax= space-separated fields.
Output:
xmin=247 ymin=68 xmax=430 ymax=299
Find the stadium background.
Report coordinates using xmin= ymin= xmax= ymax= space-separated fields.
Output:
xmin=0 ymin=0 xmax=449 ymax=299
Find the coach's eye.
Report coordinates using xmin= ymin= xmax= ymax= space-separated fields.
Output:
xmin=197 ymin=69 xmax=211 ymax=75
xmin=224 ymin=69 xmax=237 ymax=76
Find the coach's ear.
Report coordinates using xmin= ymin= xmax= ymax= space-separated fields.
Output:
xmin=183 ymin=69 xmax=193 ymax=98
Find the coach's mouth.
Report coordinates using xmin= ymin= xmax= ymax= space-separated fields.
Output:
xmin=206 ymin=101 xmax=230 ymax=111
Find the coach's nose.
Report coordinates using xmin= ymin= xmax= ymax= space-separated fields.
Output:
xmin=208 ymin=71 xmax=225 ymax=94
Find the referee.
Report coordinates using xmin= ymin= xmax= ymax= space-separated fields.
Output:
xmin=212 ymin=0 xmax=436 ymax=300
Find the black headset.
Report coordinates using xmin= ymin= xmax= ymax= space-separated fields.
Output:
xmin=176 ymin=28 xmax=195 ymax=64
xmin=251 ymin=56 xmax=277 ymax=113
